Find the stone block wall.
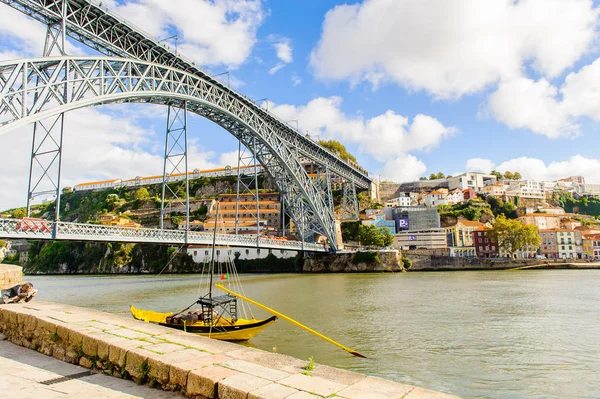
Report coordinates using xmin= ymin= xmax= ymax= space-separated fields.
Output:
xmin=0 ymin=264 xmax=22 ymax=289
xmin=0 ymin=301 xmax=459 ymax=399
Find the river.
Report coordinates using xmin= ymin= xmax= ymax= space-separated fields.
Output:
xmin=26 ymin=270 xmax=600 ymax=399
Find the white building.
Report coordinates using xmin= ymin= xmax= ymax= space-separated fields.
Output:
xmin=385 ymin=194 xmax=414 ymax=208
xmin=74 ymin=179 xmax=122 ymax=192
xmin=187 ymin=245 xmax=298 ymax=263
xmin=447 ymin=188 xmax=465 ymax=205
xmin=504 ymin=180 xmax=545 ymax=199
xmin=448 ymin=173 xmax=497 ymax=193
xmin=423 ymin=190 xmax=448 ymax=207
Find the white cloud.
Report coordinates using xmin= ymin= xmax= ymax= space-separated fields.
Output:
xmin=310 ymin=0 xmax=598 ymax=98
xmin=273 ymin=38 xmax=293 ymax=64
xmin=486 ymin=57 xmax=600 ymax=138
xmin=0 ymin=4 xmax=84 ymax=56
xmin=487 ymin=78 xmax=578 ymax=138
xmin=381 ymin=154 xmax=427 ymax=183
xmin=466 ymin=158 xmax=496 ymax=173
xmin=465 ymin=156 xmax=600 ymax=183
xmin=102 ymin=0 xmax=266 ymax=68
xmin=268 ymin=63 xmax=286 ymax=75
xmin=269 ymin=96 xmax=454 ymax=182
xmin=266 ymin=36 xmax=293 ymax=74
xmin=291 ymin=74 xmax=301 ymax=87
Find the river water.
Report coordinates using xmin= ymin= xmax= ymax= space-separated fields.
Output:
xmin=26 ymin=270 xmax=600 ymax=399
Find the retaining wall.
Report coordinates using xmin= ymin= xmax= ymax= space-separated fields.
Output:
xmin=0 ymin=264 xmax=22 ymax=289
xmin=0 ymin=301 xmax=459 ymax=399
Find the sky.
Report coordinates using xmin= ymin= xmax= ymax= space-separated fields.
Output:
xmin=1 ymin=0 xmax=600 ymax=210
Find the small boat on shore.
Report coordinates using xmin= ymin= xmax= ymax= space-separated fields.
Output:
xmin=130 ymin=202 xmax=277 ymax=341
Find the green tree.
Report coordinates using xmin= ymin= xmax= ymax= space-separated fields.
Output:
xmin=490 ymin=170 xmax=503 ymax=180
xmin=436 ymin=172 xmax=446 ymax=179
xmin=134 ymin=187 xmax=150 ymax=201
xmin=429 ymin=173 xmax=438 ymax=180
xmin=357 ymin=224 xmax=392 ymax=248
xmin=0 ymin=240 xmax=6 ymax=248
xmin=513 ymin=172 xmax=522 ymax=180
xmin=503 ymin=171 xmax=515 ymax=180
xmin=12 ymin=208 xmax=26 ymax=218
xmin=488 ymin=215 xmax=541 ymax=259
xmin=318 ymin=140 xmax=357 ymax=163
xmin=419 ymin=177 xmax=428 ymax=181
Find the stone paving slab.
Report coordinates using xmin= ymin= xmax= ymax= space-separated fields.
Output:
xmin=0 ymin=340 xmax=180 ymax=399
xmin=0 ymin=301 xmax=462 ymax=399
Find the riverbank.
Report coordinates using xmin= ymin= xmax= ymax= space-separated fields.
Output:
xmin=0 ymin=301 xmax=460 ymax=399
xmin=404 ymin=252 xmax=600 ymax=271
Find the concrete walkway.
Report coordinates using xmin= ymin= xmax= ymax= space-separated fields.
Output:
xmin=0 ymin=338 xmax=180 ymax=398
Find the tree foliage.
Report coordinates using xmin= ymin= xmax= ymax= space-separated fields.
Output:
xmin=134 ymin=187 xmax=150 ymax=201
xmin=357 ymin=224 xmax=393 ymax=247
xmin=318 ymin=140 xmax=357 ymax=163
xmin=488 ymin=215 xmax=541 ymax=258
xmin=12 ymin=208 xmax=26 ymax=218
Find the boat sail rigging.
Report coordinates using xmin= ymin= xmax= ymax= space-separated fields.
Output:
xmin=130 ymin=201 xmax=277 ymax=341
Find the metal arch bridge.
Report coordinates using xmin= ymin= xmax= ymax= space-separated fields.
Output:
xmin=0 ymin=0 xmax=372 ymax=251
xmin=0 ymin=218 xmax=327 ymax=252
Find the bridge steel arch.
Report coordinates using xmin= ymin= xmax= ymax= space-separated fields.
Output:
xmin=0 ymin=0 xmax=371 ymax=191
xmin=0 ymin=56 xmax=338 ymax=248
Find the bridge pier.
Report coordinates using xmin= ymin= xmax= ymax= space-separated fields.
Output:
xmin=26 ymin=1 xmax=68 ymax=232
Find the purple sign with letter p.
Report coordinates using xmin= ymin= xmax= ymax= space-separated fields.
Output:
xmin=397 ymin=217 xmax=409 ymax=230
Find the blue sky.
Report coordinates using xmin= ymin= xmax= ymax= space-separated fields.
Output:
xmin=1 ymin=0 xmax=600 ymax=209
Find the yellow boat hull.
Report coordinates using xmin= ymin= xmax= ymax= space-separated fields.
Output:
xmin=129 ymin=305 xmax=276 ymax=341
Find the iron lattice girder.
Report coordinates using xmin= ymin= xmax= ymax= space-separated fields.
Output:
xmin=0 ymin=57 xmax=337 ymax=248
xmin=0 ymin=0 xmax=371 ymax=190
xmin=0 ymin=218 xmax=328 ymax=252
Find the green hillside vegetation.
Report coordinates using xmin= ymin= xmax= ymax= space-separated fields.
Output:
xmin=557 ymin=193 xmax=600 ymax=218
xmin=437 ymin=196 xmax=519 ymax=221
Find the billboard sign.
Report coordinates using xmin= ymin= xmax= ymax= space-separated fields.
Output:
xmin=397 ymin=217 xmax=409 ymax=230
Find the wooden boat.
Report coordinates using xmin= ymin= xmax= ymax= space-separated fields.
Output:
xmin=130 ymin=202 xmax=277 ymax=341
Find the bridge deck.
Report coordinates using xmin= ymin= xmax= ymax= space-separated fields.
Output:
xmin=0 ymin=219 xmax=327 ymax=252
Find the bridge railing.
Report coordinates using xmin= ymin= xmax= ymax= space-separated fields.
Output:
xmin=0 ymin=219 xmax=326 ymax=252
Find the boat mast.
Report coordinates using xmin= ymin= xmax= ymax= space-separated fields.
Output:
xmin=209 ymin=202 xmax=220 ymax=299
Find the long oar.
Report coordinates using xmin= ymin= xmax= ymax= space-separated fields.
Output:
xmin=215 ymin=283 xmax=367 ymax=358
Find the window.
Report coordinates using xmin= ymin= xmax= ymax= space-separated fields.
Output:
xmin=194 ymin=251 xmax=197 ymax=256
xmin=205 ymin=251 xmax=209 ymax=255
xmin=216 ymin=250 xmax=220 ymax=255
xmin=245 ymin=249 xmax=249 ymax=255
xmin=257 ymin=249 xmax=261 ymax=255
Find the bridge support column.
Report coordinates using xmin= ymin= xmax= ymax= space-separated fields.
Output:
xmin=341 ymin=180 xmax=359 ymax=221
xmin=160 ymin=102 xmax=189 ymax=242
xmin=26 ymin=0 xmax=68 ymax=238
xmin=235 ymin=138 xmax=260 ymax=245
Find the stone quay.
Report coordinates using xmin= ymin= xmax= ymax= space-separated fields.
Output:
xmin=0 ymin=301 xmax=461 ymax=399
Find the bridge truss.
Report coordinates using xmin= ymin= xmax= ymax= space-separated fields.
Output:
xmin=0 ymin=0 xmax=372 ymax=251
xmin=0 ymin=218 xmax=327 ymax=252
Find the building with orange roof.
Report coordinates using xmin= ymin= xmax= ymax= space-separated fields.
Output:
xmin=445 ymin=219 xmax=487 ymax=248
xmin=539 ymin=229 xmax=559 ymax=259
xmin=582 ymin=233 xmax=600 ymax=259
xmin=473 ymin=226 xmax=499 ymax=258
xmin=74 ymin=179 xmax=122 ymax=192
